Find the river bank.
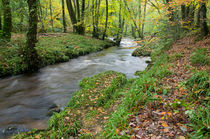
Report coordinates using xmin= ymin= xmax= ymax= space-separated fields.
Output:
xmin=12 ymin=32 xmax=209 ymax=138
xmin=0 ymin=33 xmax=113 ymax=77
xmin=0 ymin=38 xmax=150 ymax=138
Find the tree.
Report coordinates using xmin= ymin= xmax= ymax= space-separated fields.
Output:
xmin=66 ymin=0 xmax=85 ymax=34
xmin=92 ymin=0 xmax=101 ymax=38
xmin=0 ymin=8 xmax=2 ymax=30
xmin=0 ymin=1 xmax=2 ymax=31
xmin=115 ymin=0 xmax=125 ymax=45
xmin=49 ymin=0 xmax=54 ymax=31
xmin=2 ymin=0 xmax=12 ymax=41
xmin=38 ymin=0 xmax=45 ymax=32
xmin=142 ymin=0 xmax=147 ymax=38
xmin=102 ymin=0 xmax=108 ymax=40
xmin=199 ymin=0 xmax=208 ymax=36
xmin=25 ymin=0 xmax=40 ymax=72
xmin=62 ymin=0 xmax=67 ymax=33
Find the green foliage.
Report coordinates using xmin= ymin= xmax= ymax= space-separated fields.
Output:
xmin=186 ymin=107 xmax=210 ymax=139
xmin=185 ymin=70 xmax=210 ymax=99
xmin=190 ymin=48 xmax=210 ymax=66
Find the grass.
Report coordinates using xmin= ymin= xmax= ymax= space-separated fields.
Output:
xmin=183 ymin=70 xmax=210 ymax=138
xmin=12 ymin=71 xmax=127 ymax=138
xmin=102 ymin=40 xmax=172 ymax=138
xmin=190 ymin=48 xmax=210 ymax=66
xmin=0 ymin=33 xmax=113 ymax=77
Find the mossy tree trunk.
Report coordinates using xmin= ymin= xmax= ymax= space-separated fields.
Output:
xmin=115 ymin=0 xmax=125 ymax=46
xmin=2 ymin=0 xmax=12 ymax=41
xmin=38 ymin=0 xmax=45 ymax=32
xmin=141 ymin=0 xmax=147 ymax=38
xmin=0 ymin=10 xmax=2 ymax=30
xmin=25 ymin=0 xmax=40 ymax=72
xmin=49 ymin=0 xmax=54 ymax=32
xmin=92 ymin=0 xmax=101 ymax=38
xmin=199 ymin=1 xmax=208 ymax=36
xmin=62 ymin=0 xmax=67 ymax=33
xmin=102 ymin=0 xmax=108 ymax=40
xmin=66 ymin=0 xmax=85 ymax=35
xmin=166 ymin=0 xmax=174 ymax=22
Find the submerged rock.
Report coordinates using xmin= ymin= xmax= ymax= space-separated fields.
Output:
xmin=47 ymin=103 xmax=61 ymax=116
xmin=0 ymin=125 xmax=30 ymax=138
xmin=132 ymin=47 xmax=151 ymax=57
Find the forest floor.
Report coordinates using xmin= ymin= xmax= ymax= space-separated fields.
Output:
xmin=0 ymin=33 xmax=113 ymax=77
xmin=12 ymin=33 xmax=209 ymax=139
xmin=122 ymin=34 xmax=210 ymax=139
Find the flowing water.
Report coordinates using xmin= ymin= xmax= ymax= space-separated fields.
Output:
xmin=0 ymin=38 xmax=150 ymax=137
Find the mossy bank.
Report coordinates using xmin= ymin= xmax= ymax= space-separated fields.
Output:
xmin=0 ymin=33 xmax=113 ymax=77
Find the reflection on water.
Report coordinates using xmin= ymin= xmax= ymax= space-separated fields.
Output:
xmin=0 ymin=38 xmax=150 ymax=137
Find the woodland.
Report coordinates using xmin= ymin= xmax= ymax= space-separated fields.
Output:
xmin=0 ymin=0 xmax=209 ymax=138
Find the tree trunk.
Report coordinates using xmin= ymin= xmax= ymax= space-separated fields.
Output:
xmin=80 ymin=0 xmax=85 ymax=34
xmin=166 ymin=0 xmax=174 ymax=22
xmin=92 ymin=0 xmax=101 ymax=38
xmin=132 ymin=25 xmax=136 ymax=39
xmin=200 ymin=1 xmax=208 ymax=36
xmin=115 ymin=0 xmax=124 ymax=46
xmin=76 ymin=0 xmax=80 ymax=21
xmin=2 ymin=0 xmax=12 ymax=41
xmin=142 ymin=0 xmax=147 ymax=38
xmin=0 ymin=10 xmax=2 ymax=30
xmin=25 ymin=0 xmax=40 ymax=72
xmin=196 ymin=5 xmax=201 ymax=27
xmin=66 ymin=0 xmax=85 ymax=34
xmin=66 ymin=0 xmax=77 ymax=31
xmin=62 ymin=0 xmax=67 ymax=33
xmin=181 ymin=5 xmax=186 ymax=20
xmin=124 ymin=0 xmax=142 ymax=38
xmin=102 ymin=0 xmax=108 ymax=40
xmin=38 ymin=0 xmax=45 ymax=32
xmin=49 ymin=0 xmax=54 ymax=31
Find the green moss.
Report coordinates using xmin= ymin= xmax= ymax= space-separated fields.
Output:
xmin=0 ymin=33 xmax=113 ymax=77
xmin=132 ymin=47 xmax=151 ymax=57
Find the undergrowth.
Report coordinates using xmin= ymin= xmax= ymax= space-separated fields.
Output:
xmin=190 ymin=48 xmax=210 ymax=66
xmin=184 ymin=70 xmax=210 ymax=138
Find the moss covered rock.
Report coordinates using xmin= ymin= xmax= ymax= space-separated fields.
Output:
xmin=132 ymin=47 xmax=152 ymax=57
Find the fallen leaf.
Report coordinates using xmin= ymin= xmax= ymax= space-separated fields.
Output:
xmin=179 ymin=136 xmax=185 ymax=139
xmin=161 ymin=121 xmax=168 ymax=127
xmin=115 ymin=128 xmax=120 ymax=135
xmin=104 ymin=117 xmax=109 ymax=120
xmin=164 ymin=128 xmax=169 ymax=133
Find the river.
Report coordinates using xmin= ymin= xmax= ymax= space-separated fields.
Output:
xmin=0 ymin=38 xmax=150 ymax=138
